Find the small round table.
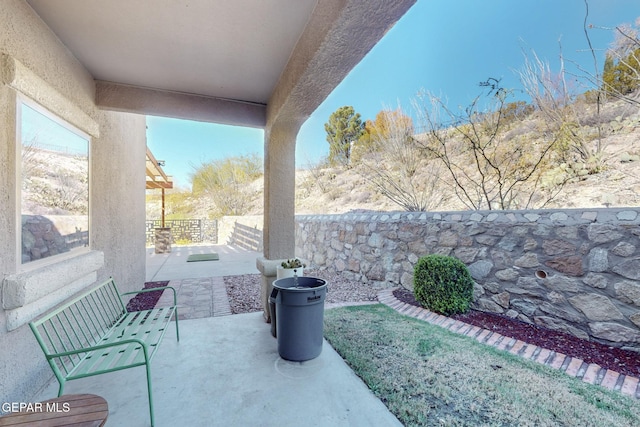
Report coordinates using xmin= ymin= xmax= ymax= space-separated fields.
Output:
xmin=0 ymin=394 xmax=108 ymax=427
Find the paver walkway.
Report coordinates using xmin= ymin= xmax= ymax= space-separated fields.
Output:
xmin=156 ymin=277 xmax=231 ymax=319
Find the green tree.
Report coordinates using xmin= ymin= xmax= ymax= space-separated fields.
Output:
xmin=601 ymin=19 xmax=640 ymax=97
xmin=581 ymin=12 xmax=640 ymax=107
xmin=190 ymin=154 xmax=262 ymax=217
xmin=501 ymin=101 xmax=534 ymax=124
xmin=602 ymin=53 xmax=616 ymax=91
xmin=324 ymin=106 xmax=365 ymax=166
xmin=602 ymin=49 xmax=640 ymax=96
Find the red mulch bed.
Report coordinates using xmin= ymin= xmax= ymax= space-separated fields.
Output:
xmin=393 ymin=288 xmax=640 ymax=378
xmin=126 ymin=281 xmax=169 ymax=312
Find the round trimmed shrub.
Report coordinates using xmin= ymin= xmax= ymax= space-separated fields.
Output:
xmin=413 ymin=254 xmax=474 ymax=315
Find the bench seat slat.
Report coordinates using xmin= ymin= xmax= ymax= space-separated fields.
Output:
xmin=116 ymin=308 xmax=174 ymax=346
xmin=118 ymin=309 xmax=165 ymax=338
xmin=69 ymin=341 xmax=146 ymax=378
xmin=66 ymin=306 xmax=176 ymax=378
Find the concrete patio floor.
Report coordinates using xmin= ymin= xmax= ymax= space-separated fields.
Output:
xmin=145 ymin=244 xmax=262 ymax=282
xmin=31 ymin=245 xmax=402 ymax=426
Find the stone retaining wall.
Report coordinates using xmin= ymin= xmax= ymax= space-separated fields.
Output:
xmin=295 ymin=208 xmax=640 ymax=352
xmin=145 ymin=219 xmax=218 ymax=244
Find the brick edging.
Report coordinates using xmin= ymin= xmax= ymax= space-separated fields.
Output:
xmin=377 ymin=288 xmax=640 ymax=400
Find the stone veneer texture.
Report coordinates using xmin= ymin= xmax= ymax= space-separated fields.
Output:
xmin=295 ymin=208 xmax=640 ymax=352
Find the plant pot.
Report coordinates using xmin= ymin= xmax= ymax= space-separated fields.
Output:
xmin=276 ymin=266 xmax=304 ymax=279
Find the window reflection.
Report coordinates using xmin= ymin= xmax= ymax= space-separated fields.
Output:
xmin=20 ymin=102 xmax=89 ymax=264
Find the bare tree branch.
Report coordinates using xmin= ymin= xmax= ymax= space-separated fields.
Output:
xmin=414 ymin=79 xmax=564 ymax=210
xmin=355 ymin=106 xmax=448 ymax=211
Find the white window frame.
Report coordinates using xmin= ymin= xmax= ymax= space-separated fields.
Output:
xmin=16 ymin=95 xmax=92 ymax=271
xmin=1 ymin=54 xmax=104 ymax=332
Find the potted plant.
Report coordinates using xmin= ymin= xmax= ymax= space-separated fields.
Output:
xmin=276 ymin=258 xmax=306 ymax=279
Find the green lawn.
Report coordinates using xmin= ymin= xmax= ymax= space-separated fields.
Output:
xmin=324 ymin=304 xmax=640 ymax=427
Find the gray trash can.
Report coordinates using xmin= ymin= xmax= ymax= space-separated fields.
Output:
xmin=272 ymin=276 xmax=327 ymax=361
xmin=269 ymin=287 xmax=278 ymax=338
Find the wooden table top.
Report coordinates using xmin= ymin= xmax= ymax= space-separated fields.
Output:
xmin=0 ymin=394 xmax=108 ymax=427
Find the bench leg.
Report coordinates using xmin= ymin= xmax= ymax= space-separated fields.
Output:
xmin=174 ymin=308 xmax=180 ymax=342
xmin=57 ymin=380 xmax=65 ymax=397
xmin=145 ymin=362 xmax=155 ymax=427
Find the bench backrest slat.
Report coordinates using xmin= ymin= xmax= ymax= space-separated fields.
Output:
xmin=29 ymin=278 xmax=127 ymax=375
xmin=40 ymin=321 xmax=74 ymax=375
xmin=94 ymin=283 xmax=123 ymax=321
xmin=72 ymin=300 xmax=100 ymax=345
xmin=48 ymin=313 xmax=83 ymax=375
xmin=85 ymin=292 xmax=110 ymax=334
xmin=62 ymin=303 xmax=101 ymax=368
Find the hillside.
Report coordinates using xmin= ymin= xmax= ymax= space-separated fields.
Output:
xmin=22 ymin=148 xmax=88 ymax=217
xmin=148 ymin=96 xmax=640 ymax=219
xmin=290 ymin=99 xmax=640 ymax=215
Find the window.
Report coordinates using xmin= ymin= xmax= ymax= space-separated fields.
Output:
xmin=19 ymin=99 xmax=90 ymax=265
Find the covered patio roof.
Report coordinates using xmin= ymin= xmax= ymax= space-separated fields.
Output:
xmin=24 ymin=0 xmax=416 ymax=290
xmin=26 ymin=0 xmax=319 ymax=127
xmin=25 ymin=0 xmax=416 ymax=130
xmin=20 ymin=2 xmax=267 ymax=126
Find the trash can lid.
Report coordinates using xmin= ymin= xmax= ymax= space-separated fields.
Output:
xmin=273 ymin=276 xmax=326 ymax=291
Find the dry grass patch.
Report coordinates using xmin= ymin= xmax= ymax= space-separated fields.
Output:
xmin=324 ymin=304 xmax=640 ymax=427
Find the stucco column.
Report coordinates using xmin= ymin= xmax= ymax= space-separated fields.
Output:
xmin=256 ymin=0 xmax=417 ymax=322
xmin=257 ymin=121 xmax=298 ymax=321
xmin=263 ymin=122 xmax=296 ymax=260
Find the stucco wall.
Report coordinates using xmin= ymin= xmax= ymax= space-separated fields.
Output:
xmin=0 ymin=0 xmax=146 ymax=404
xmin=296 ymin=209 xmax=640 ymax=352
xmin=91 ymin=109 xmax=146 ymax=287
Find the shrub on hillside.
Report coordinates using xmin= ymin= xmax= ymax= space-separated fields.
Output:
xmin=413 ymin=254 xmax=474 ymax=315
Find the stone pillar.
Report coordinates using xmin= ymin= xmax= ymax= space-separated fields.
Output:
xmin=154 ymin=227 xmax=171 ymax=254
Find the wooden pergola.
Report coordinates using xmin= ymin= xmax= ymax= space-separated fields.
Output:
xmin=146 ymin=147 xmax=173 ymax=227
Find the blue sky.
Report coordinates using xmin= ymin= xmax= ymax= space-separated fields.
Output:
xmin=147 ymin=0 xmax=640 ymax=189
xmin=23 ymin=103 xmax=88 ymax=155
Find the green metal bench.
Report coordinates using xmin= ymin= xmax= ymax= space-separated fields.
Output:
xmin=29 ymin=277 xmax=179 ymax=427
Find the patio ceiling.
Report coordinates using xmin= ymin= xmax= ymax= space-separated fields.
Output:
xmin=25 ymin=0 xmax=416 ymax=130
xmin=26 ymin=0 xmax=318 ymax=127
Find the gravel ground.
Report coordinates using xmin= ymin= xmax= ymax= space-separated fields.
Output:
xmin=223 ymin=269 xmax=380 ymax=314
